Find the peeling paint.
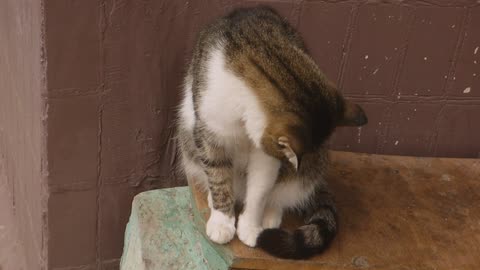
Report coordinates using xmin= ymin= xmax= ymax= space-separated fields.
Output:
xmin=364 ymin=55 xmax=369 ymax=60
xmin=395 ymin=140 xmax=399 ymax=146
xmin=463 ymin=87 xmax=471 ymax=94
xmin=441 ymin=174 xmax=452 ymax=182
xmin=357 ymin=127 xmax=362 ymax=144
xmin=475 ymin=46 xmax=479 ymax=55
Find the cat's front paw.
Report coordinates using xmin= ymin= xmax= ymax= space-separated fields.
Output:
xmin=206 ymin=209 xmax=236 ymax=244
xmin=237 ymin=214 xmax=263 ymax=247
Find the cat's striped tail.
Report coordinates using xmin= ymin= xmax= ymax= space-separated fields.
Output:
xmin=256 ymin=206 xmax=337 ymax=259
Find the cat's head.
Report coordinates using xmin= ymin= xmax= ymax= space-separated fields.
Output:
xmin=262 ymin=96 xmax=367 ymax=171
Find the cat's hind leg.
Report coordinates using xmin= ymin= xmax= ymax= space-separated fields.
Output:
xmin=262 ymin=206 xmax=283 ymax=229
xmin=261 ymin=180 xmax=309 ymax=230
xmin=257 ymin=181 xmax=338 ymax=259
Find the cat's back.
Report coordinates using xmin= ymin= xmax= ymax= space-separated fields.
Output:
xmin=187 ymin=7 xmax=320 ymax=142
xmin=219 ymin=7 xmax=306 ymax=55
xmin=197 ymin=7 xmax=302 ymax=46
xmin=192 ymin=6 xmax=305 ymax=72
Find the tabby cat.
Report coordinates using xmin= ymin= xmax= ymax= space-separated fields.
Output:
xmin=176 ymin=6 xmax=367 ymax=259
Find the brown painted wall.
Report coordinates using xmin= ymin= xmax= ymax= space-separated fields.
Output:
xmin=326 ymin=1 xmax=480 ymax=157
xmin=0 ymin=0 xmax=47 ymax=269
xmin=43 ymin=1 xmax=479 ymax=269
xmin=1 ymin=0 xmax=479 ymax=269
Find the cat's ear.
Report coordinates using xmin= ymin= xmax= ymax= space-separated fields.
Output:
xmin=338 ymin=99 xmax=368 ymax=127
xmin=278 ymin=136 xmax=299 ymax=171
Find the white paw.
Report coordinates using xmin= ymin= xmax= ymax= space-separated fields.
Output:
xmin=206 ymin=209 xmax=235 ymax=244
xmin=237 ymin=214 xmax=263 ymax=247
xmin=262 ymin=208 xmax=283 ymax=229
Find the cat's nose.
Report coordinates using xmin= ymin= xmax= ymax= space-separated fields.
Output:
xmin=353 ymin=105 xmax=368 ymax=126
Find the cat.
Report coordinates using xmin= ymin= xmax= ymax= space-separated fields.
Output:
xmin=176 ymin=6 xmax=367 ymax=259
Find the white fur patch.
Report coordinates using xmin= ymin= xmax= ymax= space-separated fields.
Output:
xmin=179 ymin=74 xmax=195 ymax=132
xmin=244 ymin=150 xmax=281 ymax=205
xmin=207 ymin=191 xmax=213 ymax=209
xmin=199 ymin=48 xmax=267 ymax=146
xmin=262 ymin=206 xmax=283 ymax=229
xmin=206 ymin=209 xmax=236 ymax=244
xmin=268 ymin=180 xmax=315 ymax=209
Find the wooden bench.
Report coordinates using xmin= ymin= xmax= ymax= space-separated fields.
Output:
xmin=120 ymin=151 xmax=480 ymax=270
